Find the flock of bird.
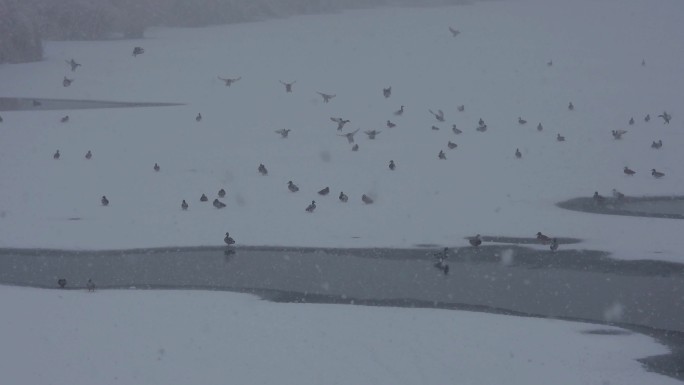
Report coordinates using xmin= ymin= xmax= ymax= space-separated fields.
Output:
xmin=2 ymin=23 xmax=676 ymax=253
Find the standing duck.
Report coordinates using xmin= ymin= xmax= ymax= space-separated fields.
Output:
xmin=651 ymin=140 xmax=663 ymax=149
xmin=218 ymin=188 xmax=226 ymax=198
xmin=651 ymin=169 xmax=665 ymax=178
xmin=623 ymin=166 xmax=636 ymax=176
xmin=394 ymin=105 xmax=404 ymax=116
xmin=196 ymin=113 xmax=202 ymax=122
xmin=536 ymin=232 xmax=551 ymax=244
xmin=305 ymin=200 xmax=316 ymax=213
xmin=556 ymin=134 xmax=565 ymax=142
xmin=258 ymin=163 xmax=268 ymax=175
xmin=224 ymin=232 xmax=235 ymax=245
xmin=362 ymin=194 xmax=374 ymax=204
xmin=101 ymin=195 xmax=109 ymax=206
xmin=339 ymin=192 xmax=348 ymax=203
xmin=383 ymin=86 xmax=392 ymax=98
xmin=389 ymin=160 xmax=396 ymax=170
xmin=568 ymin=102 xmax=574 ymax=111
xmin=288 ymin=181 xmax=299 ymax=192
xmin=154 ymin=163 xmax=160 ymax=172
xmin=181 ymin=200 xmax=189 ymax=210
xmin=438 ymin=150 xmax=446 ymax=160
xmin=452 ymin=124 xmax=462 ymax=134
xmin=213 ymin=199 xmax=226 ymax=209
xmin=515 ymin=148 xmax=522 ymax=158
xmin=85 ymin=150 xmax=92 ymax=159
xmin=53 ymin=150 xmax=60 ymax=160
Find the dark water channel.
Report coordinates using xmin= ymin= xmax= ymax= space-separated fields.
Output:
xmin=0 ymin=97 xmax=182 ymax=111
xmin=1 ymin=245 xmax=683 ymax=380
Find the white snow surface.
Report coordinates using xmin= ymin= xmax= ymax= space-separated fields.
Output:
xmin=1 ymin=0 xmax=684 ymax=261
xmin=0 ymin=285 xmax=678 ymax=385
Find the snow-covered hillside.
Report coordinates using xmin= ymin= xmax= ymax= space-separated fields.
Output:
xmin=1 ymin=0 xmax=683 ymax=261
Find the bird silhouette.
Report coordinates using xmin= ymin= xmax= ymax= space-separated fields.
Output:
xmin=66 ymin=59 xmax=81 ymax=72
xmin=213 ymin=199 xmax=226 ymax=209
xmin=386 ymin=120 xmax=396 ymax=128
xmin=318 ymin=187 xmax=330 ymax=195
xmin=53 ymin=150 xmax=60 ymax=159
xmin=58 ymin=278 xmax=67 ymax=288
xmin=200 ymin=194 xmax=208 ymax=202
xmin=280 ymin=80 xmax=296 ymax=93
xmin=61 ymin=115 xmax=69 ymax=123
xmin=364 ymin=130 xmax=381 ymax=139
xmin=389 ymin=160 xmax=396 ymax=170
xmin=449 ymin=27 xmax=460 ymax=37
xmin=658 ymin=111 xmax=671 ymax=124
xmin=623 ymin=166 xmax=636 ymax=176
xmin=536 ymin=232 xmax=551 ymax=244
xmin=447 ymin=141 xmax=458 ymax=149
xmin=557 ymin=134 xmax=565 ymax=142
xmin=651 ymin=140 xmax=663 ymax=149
xmin=196 ymin=113 xmax=202 ymax=122
xmin=181 ymin=200 xmax=188 ymax=210
xmin=338 ymin=128 xmax=360 ymax=143
xmin=63 ymin=76 xmax=73 ymax=87
xmin=452 ymin=125 xmax=462 ymax=134
xmin=275 ymin=129 xmax=291 ymax=138
xmin=568 ymin=102 xmax=574 ymax=111
xmin=438 ymin=150 xmax=446 ymax=160
xmin=629 ymin=117 xmax=635 ymax=125
xmin=644 ymin=114 xmax=651 ymax=122
xmin=224 ymin=232 xmax=235 ymax=245
xmin=469 ymin=234 xmax=482 ymax=247
xmin=457 ymin=105 xmax=465 ymax=112
xmin=537 ymin=123 xmax=543 ymax=132
xmin=515 ymin=148 xmax=522 ymax=158
xmin=651 ymin=169 xmax=665 ymax=178
xmin=218 ymin=188 xmax=226 ymax=198
xmin=518 ymin=117 xmax=527 ymax=125
xmin=383 ymin=86 xmax=392 ymax=98
xmin=305 ymin=200 xmax=316 ymax=213
xmin=317 ymin=92 xmax=336 ymax=103
xmin=339 ymin=191 xmax=348 ymax=202
xmin=429 ymin=109 xmax=445 ymax=122
xmin=258 ymin=164 xmax=268 ymax=175
xmin=549 ymin=238 xmax=559 ymax=252
xmin=362 ymin=194 xmax=374 ymax=204
xmin=85 ymin=150 xmax=92 ymax=159
xmin=431 ymin=125 xmax=440 ymax=131
xmin=288 ymin=181 xmax=299 ymax=192
xmin=351 ymin=144 xmax=359 ymax=151
xmin=330 ymin=117 xmax=350 ymax=130
xmin=612 ymin=130 xmax=627 ymax=140
xmin=612 ymin=189 xmax=625 ymax=200
xmin=218 ymin=76 xmax=241 ymax=86
xmin=101 ymin=195 xmax=109 ymax=206
xmin=132 ymin=47 xmax=144 ymax=57
xmin=394 ymin=105 xmax=404 ymax=116
xmin=87 ymin=279 xmax=96 ymax=292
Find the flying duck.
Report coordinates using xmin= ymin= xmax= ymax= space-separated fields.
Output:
xmin=651 ymin=169 xmax=665 ymax=178
xmin=557 ymin=134 xmax=565 ymax=142
xmin=338 ymin=128 xmax=360 ymax=144
xmin=224 ymin=232 xmax=235 ymax=245
xmin=63 ymin=76 xmax=73 ymax=87
xmin=53 ymin=150 xmax=60 ymax=159
xmin=362 ymin=194 xmax=374 ymax=204
xmin=258 ymin=163 xmax=268 ymax=175
xmin=515 ymin=148 xmax=522 ymax=158
xmin=318 ymin=187 xmax=330 ymax=195
xmin=339 ymin=191 xmax=348 ymax=202
xmin=317 ymin=92 xmax=336 ymax=103
xmin=658 ymin=111 xmax=671 ymax=124
xmin=536 ymin=232 xmax=551 ymax=244
xmin=386 ymin=120 xmax=396 ymax=128
xmin=218 ymin=76 xmax=241 ymax=87
xmin=288 ymin=181 xmax=299 ymax=192
xmin=364 ymin=129 xmax=381 ymax=139
xmin=280 ymin=80 xmax=296 ymax=93
xmin=331 ymin=117 xmax=350 ymax=130
xmin=389 ymin=160 xmax=396 ymax=170
xmin=452 ymin=124 xmax=462 ymax=134
xmin=200 ymin=194 xmax=208 ymax=202
xmin=85 ymin=150 xmax=92 ymax=159
xmin=383 ymin=86 xmax=392 ymax=98
xmin=549 ymin=238 xmax=559 ymax=252
xmin=651 ymin=140 xmax=663 ymax=149
xmin=449 ymin=27 xmax=460 ymax=37
xmin=429 ymin=109 xmax=445 ymax=122
xmin=447 ymin=141 xmax=457 ymax=149
xmin=196 ymin=113 xmax=202 ymax=122
xmin=66 ymin=59 xmax=81 ymax=71
xmin=623 ymin=166 xmax=636 ymax=176
xmin=469 ymin=234 xmax=482 ymax=247
xmin=394 ymin=105 xmax=404 ymax=116
xmin=181 ymin=200 xmax=188 ymax=210
xmin=132 ymin=46 xmax=144 ymax=56
xmin=213 ymin=199 xmax=226 ymax=209
xmin=612 ymin=130 xmax=627 ymax=140
xmin=275 ymin=128 xmax=291 ymax=138
xmin=305 ymin=200 xmax=316 ymax=213
xmin=518 ymin=117 xmax=527 ymax=125
xmin=218 ymin=188 xmax=226 ymax=198
xmin=438 ymin=150 xmax=446 ymax=160
xmin=101 ymin=195 xmax=109 ymax=206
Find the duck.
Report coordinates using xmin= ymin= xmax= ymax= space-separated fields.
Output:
xmin=452 ymin=124 xmax=462 ymax=134
xmin=213 ymin=199 xmax=226 ymax=209
xmin=258 ymin=163 xmax=268 ymax=175
xmin=288 ymin=181 xmax=299 ymax=192
xmin=32 ymin=100 xmax=42 ymax=107
xmin=644 ymin=114 xmax=651 ymax=122
xmin=317 ymin=92 xmax=336 ymax=103
xmin=623 ymin=166 xmax=636 ymax=176
xmin=200 ymin=194 xmax=208 ymax=202
xmin=431 ymin=125 xmax=440 ymax=131
xmin=547 ymin=60 xmax=553 ymax=66
xmin=275 ymin=129 xmax=291 ymax=138
xmin=389 ymin=160 xmax=396 ymax=170
xmin=386 ymin=120 xmax=396 ymax=128
xmin=330 ymin=117 xmax=351 ymax=130
xmin=447 ymin=141 xmax=458 ymax=149
xmin=658 ymin=111 xmax=671 ymax=124
xmin=101 ymin=195 xmax=109 ymax=206
xmin=612 ymin=130 xmax=627 ymax=139
xmin=549 ymin=238 xmax=559 ymax=252
xmin=66 ymin=58 xmax=81 ymax=71
xmin=536 ymin=232 xmax=551 ymax=244
xmin=518 ymin=117 xmax=527 ymax=125
xmin=438 ymin=150 xmax=446 ymax=160
xmin=593 ymin=191 xmax=605 ymax=204
xmin=196 ymin=113 xmax=202 ymax=122
xmin=568 ymin=102 xmax=574 ymax=111
xmin=364 ymin=129 xmax=381 ymax=139
xmin=132 ymin=46 xmax=145 ymax=56
xmin=362 ymin=194 xmax=374 ymax=204
xmin=280 ymin=80 xmax=296 ymax=93
xmin=0 ymin=115 xmax=3 ymax=123
xmin=85 ymin=150 xmax=92 ymax=159
xmin=429 ymin=109 xmax=445 ymax=122
xmin=557 ymin=134 xmax=565 ymax=142
xmin=61 ymin=115 xmax=69 ymax=123
xmin=651 ymin=169 xmax=665 ymax=178
xmin=63 ymin=76 xmax=73 ymax=87
xmin=351 ymin=144 xmax=359 ymax=151
xmin=383 ymin=86 xmax=392 ymax=98
xmin=218 ymin=188 xmax=226 ymax=198
xmin=537 ymin=123 xmax=543 ymax=132
xmin=651 ymin=140 xmax=663 ymax=149
xmin=87 ymin=279 xmax=96 ymax=292
xmin=305 ymin=200 xmax=316 ymax=213
xmin=457 ymin=105 xmax=465 ymax=112
xmin=469 ymin=234 xmax=482 ymax=247
xmin=478 ymin=118 xmax=485 ymax=127
xmin=153 ymin=163 xmax=160 ymax=172
xmin=515 ymin=148 xmax=522 ymax=158
xmin=612 ymin=189 xmax=625 ymax=200
xmin=629 ymin=117 xmax=635 ymax=125
xmin=181 ymin=200 xmax=188 ymax=210
xmin=224 ymin=232 xmax=235 ymax=245
xmin=394 ymin=105 xmax=404 ymax=116
xmin=339 ymin=191 xmax=348 ymax=202
xmin=217 ymin=76 xmax=241 ymax=87
xmin=338 ymin=128 xmax=360 ymax=144
xmin=57 ymin=278 xmax=67 ymax=288
xmin=449 ymin=27 xmax=460 ymax=37
xmin=318 ymin=187 xmax=330 ymax=195
xmin=53 ymin=150 xmax=60 ymax=159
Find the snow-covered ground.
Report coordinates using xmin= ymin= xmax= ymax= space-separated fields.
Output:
xmin=0 ymin=285 xmax=678 ymax=385
xmin=1 ymin=0 xmax=684 ymax=262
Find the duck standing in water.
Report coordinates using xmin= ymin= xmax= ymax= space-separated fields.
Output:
xmin=536 ymin=232 xmax=551 ymax=244
xmin=224 ymin=232 xmax=235 ymax=245
xmin=469 ymin=234 xmax=482 ymax=247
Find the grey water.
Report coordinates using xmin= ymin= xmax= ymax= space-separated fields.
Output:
xmin=0 ymin=97 xmax=183 ymax=112
xmin=558 ymin=196 xmax=684 ymax=220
